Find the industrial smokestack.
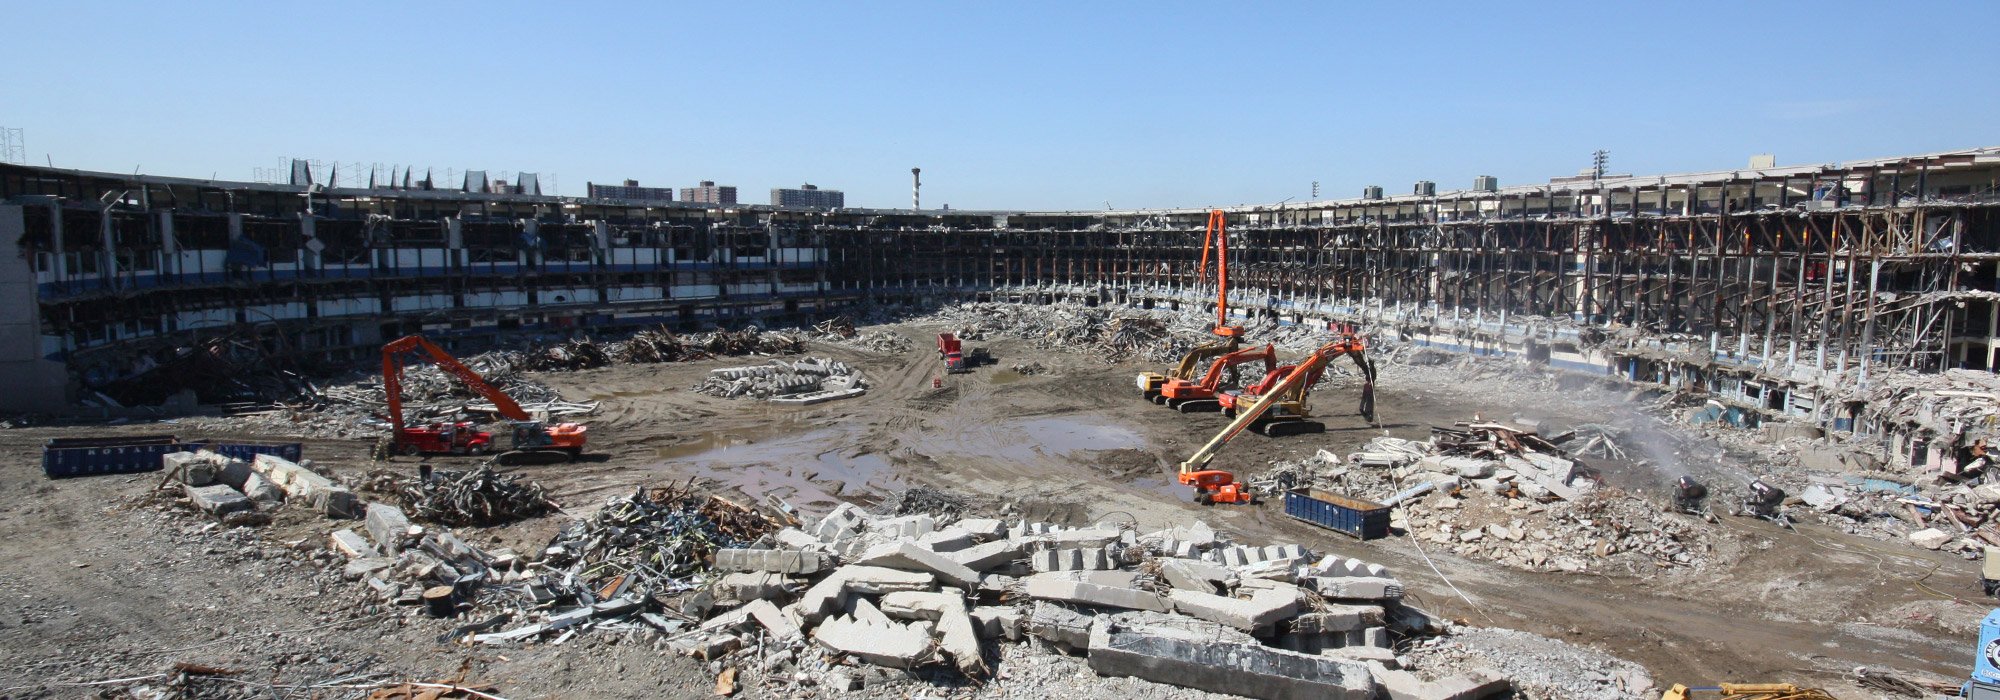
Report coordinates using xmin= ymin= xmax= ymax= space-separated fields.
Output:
xmin=912 ymin=167 xmax=921 ymax=210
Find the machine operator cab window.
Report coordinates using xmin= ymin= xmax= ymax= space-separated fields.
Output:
xmin=512 ymin=421 xmax=552 ymax=449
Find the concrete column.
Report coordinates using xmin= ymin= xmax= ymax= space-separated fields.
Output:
xmin=447 ymin=217 xmax=466 ymax=270
xmin=158 ymin=211 xmax=178 ymax=278
xmin=0 ymin=205 xmax=70 ymax=411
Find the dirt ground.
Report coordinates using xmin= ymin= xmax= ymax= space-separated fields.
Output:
xmin=0 ymin=320 xmax=1985 ymax=698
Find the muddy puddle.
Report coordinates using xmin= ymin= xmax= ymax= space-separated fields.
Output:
xmin=650 ymin=414 xmax=1148 ymax=508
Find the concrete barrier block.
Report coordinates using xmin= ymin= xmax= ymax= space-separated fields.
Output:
xmin=184 ymin=483 xmax=250 ymax=516
xmin=365 ymin=503 xmax=417 ymax=554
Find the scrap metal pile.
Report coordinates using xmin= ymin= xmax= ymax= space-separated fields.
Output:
xmin=319 ymin=481 xmax=1517 ymax=699
xmin=386 ymin=466 xmax=558 ymax=527
xmin=917 ymin=302 xmax=1357 ymax=372
xmin=613 ymin=326 xmax=808 ymax=364
xmin=811 ymin=316 xmax=913 ymax=354
xmin=693 ymin=357 xmax=867 ymax=402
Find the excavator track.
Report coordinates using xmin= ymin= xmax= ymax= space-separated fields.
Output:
xmin=1257 ymin=419 xmax=1325 ymax=437
xmin=493 ymin=449 xmax=575 ymax=466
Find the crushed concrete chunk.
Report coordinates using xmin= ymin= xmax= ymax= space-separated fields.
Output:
xmin=329 ymin=529 xmax=379 ymax=558
xmin=812 ymin=615 xmax=930 ymax=669
xmin=971 ymin=605 xmax=1023 ymax=641
xmin=252 ymin=454 xmax=357 ymax=517
xmin=1910 ymin=528 xmax=1953 ymax=550
xmin=241 ymin=472 xmax=283 ymax=506
xmin=881 ymin=590 xmax=985 ymax=676
xmin=365 ymin=503 xmax=418 ymax=554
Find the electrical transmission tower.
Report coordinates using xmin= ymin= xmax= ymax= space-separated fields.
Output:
xmin=0 ymin=127 xmax=24 ymax=165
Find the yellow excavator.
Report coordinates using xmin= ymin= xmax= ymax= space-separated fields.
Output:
xmin=1139 ymin=210 xmax=1244 ymax=400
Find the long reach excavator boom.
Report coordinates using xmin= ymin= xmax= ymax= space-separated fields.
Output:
xmin=1138 ymin=210 xmax=1244 ymax=398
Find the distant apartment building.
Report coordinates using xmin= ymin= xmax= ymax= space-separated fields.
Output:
xmin=771 ymin=183 xmax=845 ymax=209
xmin=588 ymin=179 xmax=674 ymax=202
xmin=680 ymin=180 xmax=738 ymax=205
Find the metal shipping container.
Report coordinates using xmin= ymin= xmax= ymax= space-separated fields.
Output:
xmin=1283 ymin=487 xmax=1391 ymax=540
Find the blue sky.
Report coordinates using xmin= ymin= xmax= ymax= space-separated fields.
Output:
xmin=5 ymin=2 xmax=1996 ymax=210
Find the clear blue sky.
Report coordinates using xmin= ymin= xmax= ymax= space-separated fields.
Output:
xmin=6 ymin=2 xmax=1996 ymax=210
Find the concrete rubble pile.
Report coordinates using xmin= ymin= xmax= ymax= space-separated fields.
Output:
xmin=1265 ymin=428 xmax=1719 ymax=575
xmin=159 ymin=450 xmax=362 ymax=524
xmin=373 ymin=465 xmax=558 ymax=527
xmin=311 ymin=480 xmax=1519 ymax=700
xmin=298 ymin=471 xmax=1529 ymax=697
xmin=693 ymin=356 xmax=867 ymax=402
xmin=524 ymin=338 xmax=612 ymax=371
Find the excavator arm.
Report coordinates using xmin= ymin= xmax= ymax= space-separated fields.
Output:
xmin=1199 ymin=209 xmax=1242 ymax=340
xmin=382 ymin=335 xmax=531 ymax=425
xmin=1197 ymin=344 xmax=1276 ymax=391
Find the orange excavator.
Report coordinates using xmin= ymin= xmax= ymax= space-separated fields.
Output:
xmin=382 ymin=335 xmax=589 ymax=465
xmin=1138 ymin=210 xmax=1245 ymax=400
xmin=1178 ymin=330 xmax=1378 ymax=503
xmin=1216 ymin=329 xmax=1375 ymax=435
xmin=1157 ymin=343 xmax=1276 ymax=413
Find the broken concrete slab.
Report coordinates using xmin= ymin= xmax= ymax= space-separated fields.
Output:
xmin=957 ymin=517 xmax=1007 ymax=540
xmin=792 ymin=565 xmax=937 ymax=624
xmin=1910 ymin=528 xmax=1953 ymax=550
xmin=870 ymin=514 xmax=936 ymax=539
xmin=714 ymin=548 xmax=828 ymax=575
xmin=166 ymin=452 xmax=219 ymax=487
xmin=1088 ymin=621 xmax=1376 ymax=700
xmin=971 ymin=605 xmax=1023 ymax=641
xmin=1168 ymin=587 xmax=1302 ymax=634
xmin=1309 ymin=576 xmax=1404 ymax=602
xmin=854 ymin=541 xmax=980 ymax=589
xmin=813 ymin=503 xmax=871 ymax=543
xmin=1370 ymin=662 xmax=1509 ymax=700
xmin=714 ymin=571 xmax=790 ymax=604
xmin=1327 ymin=645 xmax=1398 ymax=666
xmin=183 ymin=483 xmax=251 ymax=516
xmin=812 ymin=615 xmax=930 ymax=669
xmin=847 ymin=596 xmax=893 ymax=626
xmin=343 ymin=557 xmax=395 ymax=581
xmin=1023 ymin=571 xmax=1169 ymax=612
xmin=917 ymin=527 xmax=976 ymax=553
xmin=774 ymin=527 xmax=821 ymax=550
xmin=1026 ymin=601 xmax=1097 ymax=650
xmin=329 ymin=529 xmax=379 ymax=558
xmin=1032 ymin=547 xmax=1112 ymax=572
xmin=740 ymin=598 xmax=801 ymax=641
xmin=365 ymin=503 xmax=418 ymax=554
xmin=881 ymin=590 xmax=985 ymax=676
xmin=945 ymin=539 xmax=1024 ymax=572
xmin=1158 ymin=557 xmax=1232 ymax=594
xmin=240 ymin=472 xmax=283 ymax=506
xmin=1291 ymin=605 xmax=1385 ymax=633
xmin=252 ymin=454 xmax=358 ymax=517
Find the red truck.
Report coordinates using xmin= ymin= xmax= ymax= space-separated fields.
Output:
xmin=938 ymin=333 xmax=969 ymax=373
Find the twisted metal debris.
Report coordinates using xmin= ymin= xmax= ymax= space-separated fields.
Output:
xmin=395 ymin=466 xmax=557 ymax=527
